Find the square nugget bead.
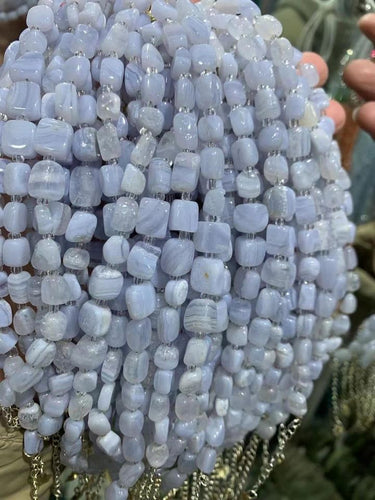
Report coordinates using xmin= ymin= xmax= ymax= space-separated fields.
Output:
xmin=190 ymin=257 xmax=225 ymax=295
xmin=65 ymin=211 xmax=97 ymax=243
xmin=34 ymin=118 xmax=73 ymax=163
xmin=136 ymin=198 xmax=170 ymax=239
xmin=171 ymin=152 xmax=200 ymax=193
xmin=169 ymin=200 xmax=198 ymax=233
xmin=266 ymin=224 xmax=296 ymax=257
xmin=233 ymin=203 xmax=269 ymax=234
xmin=194 ymin=222 xmax=231 ymax=254
xmin=9 ymin=52 xmax=45 ymax=85
xmin=6 ymin=81 xmax=41 ymax=121
xmin=127 ymin=242 xmax=161 ymax=280
xmin=1 ymin=120 xmax=36 ymax=159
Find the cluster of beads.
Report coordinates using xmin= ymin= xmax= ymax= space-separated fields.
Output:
xmin=0 ymin=0 xmax=358 ymax=498
xmin=335 ymin=315 xmax=375 ymax=368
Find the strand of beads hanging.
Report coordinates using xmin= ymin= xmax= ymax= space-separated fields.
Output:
xmin=0 ymin=0 xmax=357 ymax=499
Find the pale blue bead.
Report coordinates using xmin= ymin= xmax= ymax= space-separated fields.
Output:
xmin=130 ymin=133 xmax=157 ymax=167
xmin=276 ymin=64 xmax=298 ymax=91
xmin=173 ymin=113 xmax=198 ymax=151
xmin=231 ymin=138 xmax=258 ymax=170
xmin=97 ymin=122 xmax=121 ymax=162
xmin=154 ymin=369 xmax=173 ymax=395
xmin=255 ymin=288 xmax=281 ymax=320
xmin=65 ymin=211 xmax=97 ymax=243
xmin=72 ymin=128 xmax=99 ymax=163
xmin=160 ymin=238 xmax=195 ymax=277
xmin=100 ymin=57 xmax=124 ymax=92
xmin=298 ymin=283 xmax=316 ymax=311
xmin=126 ymin=318 xmax=152 ymax=353
xmin=111 ymin=197 xmax=138 ymax=234
xmin=127 ymin=242 xmax=161 ymax=280
xmin=34 ymin=118 xmax=73 ymax=163
xmin=193 ymin=221 xmax=231 ymax=254
xmin=184 ymin=298 xmax=224 ymax=334
xmin=117 ymin=113 xmax=129 ymax=139
xmin=221 ymin=346 xmax=244 ymax=374
xmin=171 ymin=47 xmax=191 ymax=79
xmin=229 ymin=107 xmax=254 ymax=137
xmin=228 ymin=298 xmax=251 ymax=327
xmin=69 ymin=166 xmax=101 ymax=208
xmin=28 ymin=160 xmax=65 ymax=201
xmin=287 ymin=126 xmax=311 ymax=160
xmin=138 ymin=107 xmax=164 ymax=136
xmin=234 ymin=268 xmax=261 ymax=300
xmin=197 ymin=114 xmax=224 ymax=143
xmin=55 ymin=82 xmax=78 ymax=125
xmin=122 ymin=434 xmax=145 ymax=463
xmin=190 ymin=44 xmax=217 ymax=73
xmin=182 ymin=15 xmax=210 ymax=44
xmin=171 ymin=152 xmax=200 ymax=193
xmin=195 ymin=74 xmax=223 ymax=111
xmin=136 ymin=197 xmax=170 ymax=239
xmin=244 ymin=60 xmax=275 ymax=92
xmin=148 ymin=158 xmax=171 ymax=195
xmin=10 ymin=52 xmax=45 ymax=85
xmin=40 ymin=93 xmax=55 ymax=119
xmin=284 ymin=93 xmax=305 ymax=122
xmin=4 ymin=162 xmax=30 ymax=197
xmin=71 ymin=24 xmax=99 ymax=59
xmin=123 ymin=350 xmax=149 ymax=384
xmin=78 ymin=94 xmax=97 ymax=126
xmin=105 ymin=481 xmax=129 ymax=500
xmin=71 ymin=336 xmax=108 ymax=371
xmin=3 ymin=201 xmax=27 ymax=234
xmin=119 ymin=410 xmax=144 ymax=438
xmin=175 ymin=78 xmax=195 ymax=111
xmin=97 ymin=91 xmax=121 ymax=121
xmin=158 ymin=101 xmax=174 ymax=131
xmin=266 ymin=224 xmax=296 ymax=257
xmin=197 ymin=447 xmax=217 ymax=475
xmin=223 ymin=80 xmax=246 ymax=107
xmin=298 ymin=228 xmax=321 ymax=255
xmin=6 ymin=81 xmax=41 ymax=121
xmin=126 ymin=282 xmax=156 ymax=321
xmin=141 ymin=73 xmax=166 ymax=106
xmin=233 ymin=203 xmax=268 ymax=234
xmin=255 ymin=88 xmax=280 ymax=121
xmin=154 ymin=345 xmax=179 ymax=370
xmin=191 ymin=257 xmax=225 ymax=296
xmin=19 ymin=28 xmax=48 ymax=55
xmin=141 ymin=42 xmax=164 ymax=72
xmin=200 ymin=147 xmax=224 ymax=180
xmin=1 ymin=120 xmax=36 ymax=159
xmin=100 ymin=164 xmax=123 ymax=198
xmin=263 ymin=186 xmax=296 ymax=222
xmin=169 ymin=199 xmax=198 ymax=233
xmin=295 ymin=196 xmax=317 ymax=226
xmin=63 ymin=55 xmax=90 ymax=89
xmin=261 ymin=258 xmax=296 ymax=290
xmin=258 ymin=121 xmax=287 ymax=153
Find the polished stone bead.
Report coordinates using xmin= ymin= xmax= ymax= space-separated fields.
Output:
xmin=29 ymin=160 xmax=65 ymax=202
xmin=169 ymin=200 xmax=198 ymax=233
xmin=191 ymin=257 xmax=225 ymax=296
xmin=233 ymin=203 xmax=268 ymax=234
xmin=3 ymin=162 xmax=30 ymax=197
xmin=34 ymin=118 xmax=73 ymax=162
xmin=171 ymin=152 xmax=200 ymax=193
xmin=234 ymin=268 xmax=261 ymax=300
xmin=3 ymin=201 xmax=27 ymax=234
xmin=1 ymin=120 xmax=36 ymax=160
xmin=194 ymin=221 xmax=231 ymax=254
xmin=6 ymin=81 xmax=41 ymax=121
xmin=173 ymin=112 xmax=198 ymax=151
xmin=10 ymin=52 xmax=45 ymax=85
xmin=70 ymin=336 xmax=108 ymax=371
xmin=126 ymin=282 xmax=156 ymax=321
xmin=31 ymin=238 xmax=61 ymax=272
xmin=136 ymin=197 xmax=170 ymax=239
xmin=3 ymin=237 xmax=30 ymax=268
xmin=65 ymin=211 xmax=97 ymax=243
xmin=0 ymin=327 xmax=17 ymax=354
xmin=97 ymin=122 xmax=121 ymax=162
xmin=8 ymin=364 xmax=43 ymax=393
xmin=183 ymin=336 xmax=210 ymax=367
xmin=123 ymin=350 xmax=150 ymax=384
xmin=266 ymin=224 xmax=296 ymax=257
xmin=231 ymin=138 xmax=258 ymax=171
xmin=79 ymin=300 xmax=112 ymax=338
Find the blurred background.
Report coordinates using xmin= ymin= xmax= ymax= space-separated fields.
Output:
xmin=0 ymin=1 xmax=374 ymax=498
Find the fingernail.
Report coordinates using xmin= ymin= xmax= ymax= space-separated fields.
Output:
xmin=358 ymin=13 xmax=375 ymax=26
xmin=352 ymin=106 xmax=361 ymax=122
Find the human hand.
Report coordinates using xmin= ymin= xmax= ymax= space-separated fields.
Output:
xmin=343 ymin=13 xmax=375 ymax=138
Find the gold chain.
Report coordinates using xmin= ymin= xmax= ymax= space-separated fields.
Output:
xmin=28 ymin=454 xmax=45 ymax=500
xmin=51 ymin=434 xmax=63 ymax=499
xmin=0 ymin=405 xmax=20 ymax=429
xmin=331 ymin=358 xmax=345 ymax=437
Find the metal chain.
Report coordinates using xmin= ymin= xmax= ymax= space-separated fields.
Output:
xmin=331 ymin=358 xmax=345 ymax=437
xmin=29 ymin=454 xmax=45 ymax=500
xmin=51 ymin=434 xmax=63 ymax=499
xmin=0 ymin=405 xmax=20 ymax=429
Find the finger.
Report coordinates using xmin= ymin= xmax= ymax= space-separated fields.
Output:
xmin=354 ymin=101 xmax=375 ymax=138
xmin=301 ymin=51 xmax=329 ymax=87
xmin=358 ymin=13 xmax=375 ymax=44
xmin=343 ymin=59 xmax=375 ymax=101
xmin=325 ymin=99 xmax=346 ymax=132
